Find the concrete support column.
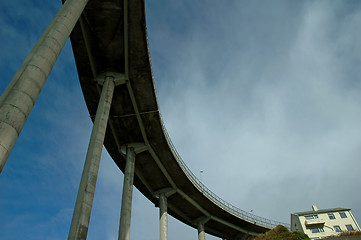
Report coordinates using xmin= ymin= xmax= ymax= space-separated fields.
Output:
xmin=0 ymin=0 xmax=89 ymax=173
xmin=118 ymin=146 xmax=136 ymax=240
xmin=232 ymin=232 xmax=251 ymax=240
xmin=198 ymin=222 xmax=206 ymax=240
xmin=68 ymin=77 xmax=115 ymax=240
xmin=159 ymin=193 xmax=168 ymax=240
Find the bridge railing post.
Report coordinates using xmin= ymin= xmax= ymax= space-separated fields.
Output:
xmin=0 ymin=0 xmax=89 ymax=174
xmin=68 ymin=76 xmax=115 ymax=240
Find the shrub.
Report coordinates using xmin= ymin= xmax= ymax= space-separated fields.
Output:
xmin=251 ymin=225 xmax=310 ymax=240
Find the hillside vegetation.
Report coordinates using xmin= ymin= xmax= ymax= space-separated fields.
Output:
xmin=249 ymin=225 xmax=310 ymax=240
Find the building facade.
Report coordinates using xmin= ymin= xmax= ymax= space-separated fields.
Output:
xmin=291 ymin=205 xmax=360 ymax=239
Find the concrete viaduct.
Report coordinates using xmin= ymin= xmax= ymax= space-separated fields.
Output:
xmin=0 ymin=0 xmax=289 ymax=239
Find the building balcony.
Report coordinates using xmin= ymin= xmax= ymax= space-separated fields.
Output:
xmin=305 ymin=219 xmax=325 ymax=226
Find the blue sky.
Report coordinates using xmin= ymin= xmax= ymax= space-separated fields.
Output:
xmin=1 ymin=0 xmax=361 ymax=239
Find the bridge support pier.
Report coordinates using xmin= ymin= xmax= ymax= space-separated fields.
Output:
xmin=68 ymin=76 xmax=115 ymax=240
xmin=154 ymin=188 xmax=175 ymax=240
xmin=118 ymin=146 xmax=136 ymax=240
xmin=196 ymin=217 xmax=210 ymax=240
xmin=159 ymin=193 xmax=168 ymax=240
xmin=198 ymin=222 xmax=206 ymax=240
xmin=0 ymin=0 xmax=89 ymax=174
xmin=233 ymin=233 xmax=250 ymax=240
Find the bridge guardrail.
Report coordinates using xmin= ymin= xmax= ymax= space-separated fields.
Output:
xmin=160 ymin=116 xmax=290 ymax=230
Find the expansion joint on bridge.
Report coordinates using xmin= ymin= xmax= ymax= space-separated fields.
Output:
xmin=96 ymin=72 xmax=128 ymax=86
xmin=120 ymin=143 xmax=147 ymax=155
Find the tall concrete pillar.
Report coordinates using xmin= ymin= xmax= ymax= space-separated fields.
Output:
xmin=68 ymin=77 xmax=115 ymax=240
xmin=0 ymin=0 xmax=89 ymax=173
xmin=118 ymin=146 xmax=136 ymax=240
xmin=233 ymin=232 xmax=250 ymax=240
xmin=159 ymin=193 xmax=168 ymax=240
xmin=198 ymin=222 xmax=206 ymax=240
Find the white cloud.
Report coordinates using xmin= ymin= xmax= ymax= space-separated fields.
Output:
xmin=150 ymin=0 xmax=361 ymax=226
xmin=1 ymin=1 xmax=361 ymax=239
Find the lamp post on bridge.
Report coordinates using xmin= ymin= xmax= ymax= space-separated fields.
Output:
xmin=199 ymin=170 xmax=204 ymax=192
xmin=200 ymin=170 xmax=204 ymax=184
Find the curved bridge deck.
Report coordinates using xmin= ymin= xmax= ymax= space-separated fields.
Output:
xmin=66 ymin=0 xmax=287 ymax=238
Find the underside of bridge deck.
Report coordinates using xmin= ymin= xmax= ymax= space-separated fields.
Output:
xmin=64 ymin=0 xmax=272 ymax=238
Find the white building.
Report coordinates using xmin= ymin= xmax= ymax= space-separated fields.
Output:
xmin=291 ymin=205 xmax=360 ymax=239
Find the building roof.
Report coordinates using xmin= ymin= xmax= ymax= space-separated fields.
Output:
xmin=292 ymin=208 xmax=351 ymax=216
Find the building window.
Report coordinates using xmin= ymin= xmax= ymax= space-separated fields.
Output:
xmin=339 ymin=212 xmax=347 ymax=218
xmin=310 ymin=227 xmax=324 ymax=233
xmin=305 ymin=215 xmax=319 ymax=220
xmin=328 ymin=213 xmax=336 ymax=219
xmin=346 ymin=225 xmax=354 ymax=231
xmin=334 ymin=225 xmax=341 ymax=232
